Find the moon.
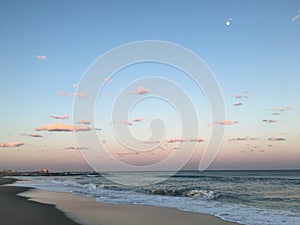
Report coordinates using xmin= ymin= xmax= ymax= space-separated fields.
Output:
xmin=225 ymin=18 xmax=232 ymax=26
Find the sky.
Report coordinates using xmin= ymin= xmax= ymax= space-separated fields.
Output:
xmin=0 ymin=0 xmax=300 ymax=172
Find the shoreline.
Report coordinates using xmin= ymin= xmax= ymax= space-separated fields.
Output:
xmin=0 ymin=177 xmax=81 ymax=225
xmin=2 ymin=177 xmax=243 ymax=225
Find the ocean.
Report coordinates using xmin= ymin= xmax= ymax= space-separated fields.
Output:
xmin=13 ymin=170 xmax=300 ymax=225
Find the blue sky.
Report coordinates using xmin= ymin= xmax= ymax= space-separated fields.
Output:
xmin=0 ymin=0 xmax=300 ymax=171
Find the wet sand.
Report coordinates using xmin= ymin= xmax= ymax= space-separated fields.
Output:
xmin=2 ymin=177 xmax=242 ymax=225
xmin=0 ymin=177 xmax=80 ymax=225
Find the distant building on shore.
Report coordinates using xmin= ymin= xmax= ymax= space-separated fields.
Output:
xmin=0 ymin=169 xmax=18 ymax=176
xmin=40 ymin=168 xmax=50 ymax=173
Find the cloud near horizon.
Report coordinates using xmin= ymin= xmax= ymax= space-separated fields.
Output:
xmin=77 ymin=120 xmax=91 ymax=125
xmin=216 ymin=120 xmax=238 ymax=125
xmin=165 ymin=138 xmax=204 ymax=143
xmin=0 ymin=142 xmax=24 ymax=147
xmin=35 ymin=124 xmax=91 ymax=132
xmin=268 ymin=137 xmax=286 ymax=141
xmin=229 ymin=137 xmax=259 ymax=141
xmin=123 ymin=121 xmax=133 ymax=125
xmin=64 ymin=146 xmax=89 ymax=150
xmin=21 ymin=133 xmax=43 ymax=138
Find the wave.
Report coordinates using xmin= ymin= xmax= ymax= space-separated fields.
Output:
xmin=149 ymin=188 xmax=220 ymax=199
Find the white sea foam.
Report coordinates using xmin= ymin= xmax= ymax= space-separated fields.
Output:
xmin=10 ymin=175 xmax=300 ymax=225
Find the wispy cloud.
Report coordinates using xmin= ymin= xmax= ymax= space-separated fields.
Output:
xmin=268 ymin=107 xmax=292 ymax=112
xmin=216 ymin=120 xmax=238 ymax=125
xmin=35 ymin=124 xmax=91 ymax=132
xmin=230 ymin=93 xmax=242 ymax=98
xmin=77 ymin=120 xmax=91 ymax=125
xmin=57 ymin=91 xmax=86 ymax=98
xmin=113 ymin=152 xmax=130 ymax=157
xmin=137 ymin=87 xmax=150 ymax=95
xmin=291 ymin=10 xmax=300 ymax=21
xmin=33 ymin=55 xmax=46 ymax=60
xmin=133 ymin=118 xmax=142 ymax=122
xmin=21 ymin=133 xmax=43 ymax=138
xmin=233 ymin=102 xmax=243 ymax=107
xmin=57 ymin=91 xmax=72 ymax=97
xmin=143 ymin=140 xmax=161 ymax=144
xmin=268 ymin=137 xmax=286 ymax=141
xmin=0 ymin=142 xmax=24 ymax=147
xmin=73 ymin=92 xmax=86 ymax=98
xmin=262 ymin=119 xmax=277 ymax=123
xmin=104 ymin=77 xmax=112 ymax=82
xmin=49 ymin=115 xmax=69 ymax=120
xmin=229 ymin=137 xmax=259 ymax=141
xmin=188 ymin=138 xmax=204 ymax=143
xmin=123 ymin=121 xmax=133 ymax=125
xmin=230 ymin=91 xmax=250 ymax=99
xmin=165 ymin=138 xmax=204 ymax=143
xmin=64 ymin=146 xmax=89 ymax=150
xmin=270 ymin=112 xmax=281 ymax=116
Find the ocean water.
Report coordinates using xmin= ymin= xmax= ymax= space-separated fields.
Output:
xmin=12 ymin=170 xmax=300 ymax=225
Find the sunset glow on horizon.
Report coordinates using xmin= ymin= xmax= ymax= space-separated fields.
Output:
xmin=1 ymin=0 xmax=299 ymax=172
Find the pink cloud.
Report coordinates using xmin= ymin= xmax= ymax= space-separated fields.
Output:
xmin=35 ymin=124 xmax=91 ymax=132
xmin=216 ymin=120 xmax=238 ymax=125
xmin=123 ymin=121 xmax=133 ymax=125
xmin=73 ymin=83 xmax=78 ymax=88
xmin=137 ymin=87 xmax=150 ymax=95
xmin=77 ymin=120 xmax=91 ymax=125
xmin=268 ymin=137 xmax=286 ymax=141
xmin=57 ymin=91 xmax=86 ymax=98
xmin=49 ymin=115 xmax=69 ymax=120
xmin=58 ymin=91 xmax=72 ymax=97
xmin=73 ymin=92 xmax=86 ymax=98
xmin=113 ymin=152 xmax=130 ymax=156
xmin=0 ymin=142 xmax=24 ymax=147
xmin=133 ymin=118 xmax=142 ymax=122
xmin=104 ymin=77 xmax=112 ymax=82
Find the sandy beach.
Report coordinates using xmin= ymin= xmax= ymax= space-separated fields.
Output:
xmin=0 ymin=177 xmax=242 ymax=225
xmin=0 ymin=177 xmax=80 ymax=225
